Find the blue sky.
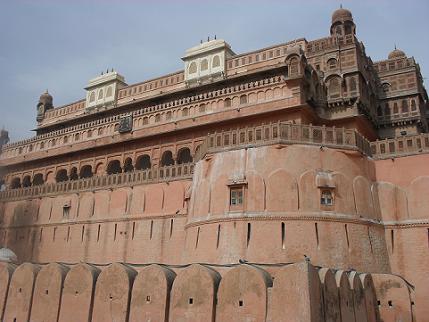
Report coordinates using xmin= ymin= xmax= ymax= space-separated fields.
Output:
xmin=1 ymin=0 xmax=428 ymax=141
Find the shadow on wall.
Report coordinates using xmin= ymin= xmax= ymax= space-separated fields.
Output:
xmin=0 ymin=261 xmax=415 ymax=322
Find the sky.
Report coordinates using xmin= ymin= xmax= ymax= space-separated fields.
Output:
xmin=0 ymin=0 xmax=428 ymax=142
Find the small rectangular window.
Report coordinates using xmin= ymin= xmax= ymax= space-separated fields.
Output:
xmin=63 ymin=205 xmax=70 ymax=218
xmin=230 ymin=188 xmax=243 ymax=206
xmin=320 ymin=190 xmax=333 ymax=206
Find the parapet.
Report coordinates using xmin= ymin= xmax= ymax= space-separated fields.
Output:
xmin=0 ymin=261 xmax=415 ymax=322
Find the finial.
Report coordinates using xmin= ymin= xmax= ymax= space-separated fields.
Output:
xmin=200 ymin=39 xmax=203 ymax=44
xmin=340 ymin=4 xmax=343 ymax=8
xmin=214 ymin=34 xmax=217 ymax=40
xmin=207 ymin=36 xmax=210 ymax=42
xmin=101 ymin=71 xmax=103 ymax=75
xmin=394 ymin=44 xmax=397 ymax=50
xmin=111 ymin=68 xmax=114 ymax=72
xmin=45 ymin=89 xmax=49 ymax=94
xmin=106 ymin=68 xmax=109 ymax=74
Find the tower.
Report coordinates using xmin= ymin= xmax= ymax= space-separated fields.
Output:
xmin=330 ymin=6 xmax=356 ymax=37
xmin=36 ymin=90 xmax=53 ymax=122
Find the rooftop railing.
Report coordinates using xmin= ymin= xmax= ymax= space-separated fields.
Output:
xmin=200 ymin=122 xmax=372 ymax=158
xmin=0 ymin=163 xmax=194 ymax=201
xmin=370 ymin=134 xmax=429 ymax=159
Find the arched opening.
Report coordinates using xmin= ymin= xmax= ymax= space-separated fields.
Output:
xmin=177 ymin=147 xmax=193 ymax=164
xmin=10 ymin=177 xmax=21 ymax=189
xmin=123 ymin=158 xmax=134 ymax=173
xmin=212 ymin=55 xmax=220 ymax=68
xmin=327 ymin=58 xmax=337 ymax=70
xmin=224 ymin=98 xmax=231 ymax=108
xmin=189 ymin=62 xmax=197 ymax=74
xmin=401 ymin=100 xmax=409 ymax=113
xmin=70 ymin=167 xmax=78 ymax=181
xmin=328 ymin=77 xmax=341 ymax=99
xmin=135 ymin=155 xmax=151 ymax=170
xmin=411 ymin=99 xmax=417 ymax=111
xmin=161 ymin=151 xmax=174 ymax=167
xmin=393 ymin=102 xmax=399 ymax=114
xmin=56 ymin=169 xmax=69 ymax=183
xmin=33 ymin=173 xmax=45 ymax=186
xmin=384 ymin=103 xmax=391 ymax=116
xmin=22 ymin=175 xmax=32 ymax=188
xmin=80 ymin=165 xmax=93 ymax=179
xmin=377 ymin=106 xmax=383 ymax=117
xmin=289 ymin=57 xmax=299 ymax=75
xmin=107 ymin=160 xmax=122 ymax=175
xmin=239 ymin=95 xmax=247 ymax=105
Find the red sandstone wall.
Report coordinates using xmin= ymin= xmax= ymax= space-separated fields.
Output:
xmin=0 ymin=261 xmax=407 ymax=322
xmin=187 ymin=145 xmax=388 ymax=273
xmin=374 ymin=154 xmax=429 ymax=321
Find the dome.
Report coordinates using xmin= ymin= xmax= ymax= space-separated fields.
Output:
xmin=388 ymin=48 xmax=406 ymax=60
xmin=0 ymin=248 xmax=17 ymax=263
xmin=331 ymin=7 xmax=353 ymax=24
xmin=39 ymin=90 xmax=53 ymax=102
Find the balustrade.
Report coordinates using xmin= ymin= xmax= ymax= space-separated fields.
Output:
xmin=370 ymin=134 xmax=429 ymax=159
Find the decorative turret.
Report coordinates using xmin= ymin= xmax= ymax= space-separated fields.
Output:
xmin=36 ymin=90 xmax=53 ymax=122
xmin=388 ymin=47 xmax=406 ymax=60
xmin=330 ymin=5 xmax=356 ymax=37
xmin=0 ymin=128 xmax=9 ymax=150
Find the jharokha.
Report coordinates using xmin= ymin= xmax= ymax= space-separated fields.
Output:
xmin=0 ymin=7 xmax=428 ymax=322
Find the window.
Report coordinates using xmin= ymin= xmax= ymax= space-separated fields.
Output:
xmin=401 ymin=100 xmax=409 ymax=113
xmin=230 ymin=188 xmax=243 ymax=206
xmin=98 ymin=89 xmax=104 ymax=100
xmin=328 ymin=58 xmax=337 ymax=70
xmin=239 ymin=95 xmax=247 ymax=105
xmin=89 ymin=91 xmax=96 ymax=103
xmin=106 ymin=86 xmax=113 ymax=97
xmin=189 ymin=62 xmax=197 ymax=74
xmin=321 ymin=190 xmax=333 ymax=206
xmin=224 ymin=98 xmax=231 ymax=108
xmin=212 ymin=55 xmax=220 ymax=68
xmin=63 ymin=205 xmax=70 ymax=219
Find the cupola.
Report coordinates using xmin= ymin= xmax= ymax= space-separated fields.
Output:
xmin=36 ymin=90 xmax=54 ymax=122
xmin=330 ymin=6 xmax=356 ymax=37
xmin=388 ymin=47 xmax=406 ymax=60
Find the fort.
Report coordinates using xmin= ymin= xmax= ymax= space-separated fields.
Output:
xmin=0 ymin=6 xmax=428 ymax=322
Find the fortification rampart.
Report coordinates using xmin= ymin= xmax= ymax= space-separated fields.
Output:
xmin=0 ymin=261 xmax=416 ymax=322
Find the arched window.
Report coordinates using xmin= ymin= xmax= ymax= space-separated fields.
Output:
xmin=328 ymin=77 xmax=341 ymax=98
xmin=106 ymin=86 xmax=113 ymax=97
xmin=166 ymin=111 xmax=172 ymax=120
xmin=98 ymin=128 xmax=104 ymax=136
xmin=393 ymin=102 xmax=399 ymax=114
xmin=98 ymin=89 xmax=104 ymax=100
xmin=240 ymin=95 xmax=247 ymax=105
xmin=80 ymin=165 xmax=93 ymax=179
xmin=289 ymin=57 xmax=299 ymax=75
xmin=74 ymin=133 xmax=80 ymax=141
xmin=199 ymin=104 xmax=206 ymax=113
xmin=33 ymin=173 xmax=44 ymax=186
xmin=212 ymin=55 xmax=220 ymax=68
xmin=161 ymin=151 xmax=174 ymax=167
xmin=87 ymin=130 xmax=92 ymax=138
xmin=143 ymin=117 xmax=149 ymax=125
xmin=200 ymin=59 xmax=208 ymax=71
xmin=384 ymin=103 xmax=391 ymax=115
xmin=411 ymin=99 xmax=417 ymax=111
xmin=106 ymin=160 xmax=122 ymax=175
xmin=56 ymin=169 xmax=69 ymax=183
xmin=177 ymin=148 xmax=193 ymax=164
xmin=70 ymin=167 xmax=78 ymax=181
xmin=335 ymin=25 xmax=342 ymax=36
xmin=155 ymin=114 xmax=161 ymax=122
xmin=89 ymin=91 xmax=96 ymax=103
xmin=189 ymin=62 xmax=197 ymax=74
xmin=123 ymin=158 xmax=134 ymax=173
xmin=327 ymin=58 xmax=337 ymax=70
xmin=401 ymin=100 xmax=409 ymax=113
xmin=22 ymin=176 xmax=31 ymax=188
xmin=224 ymin=98 xmax=231 ymax=108
xmin=10 ymin=178 xmax=21 ymax=189
xmin=377 ymin=106 xmax=383 ymax=117
xmin=135 ymin=154 xmax=151 ymax=170
xmin=349 ymin=77 xmax=357 ymax=92
xmin=182 ymin=108 xmax=189 ymax=117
